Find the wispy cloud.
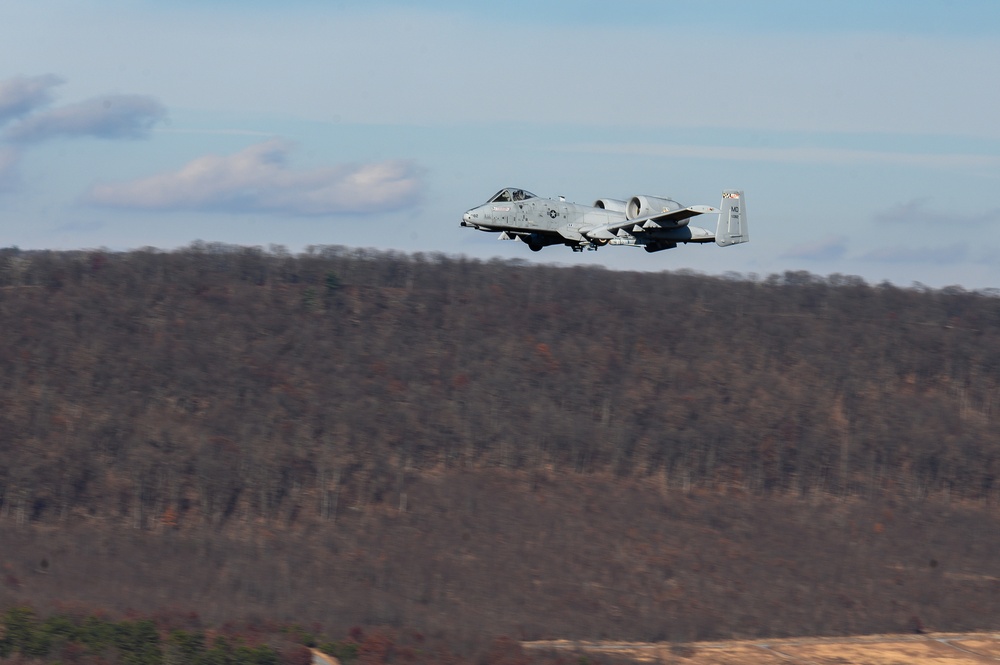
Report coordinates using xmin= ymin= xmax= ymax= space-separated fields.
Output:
xmin=155 ymin=127 xmax=276 ymax=138
xmin=873 ymin=198 xmax=1000 ymax=226
xmin=859 ymin=243 xmax=968 ymax=264
xmin=781 ymin=235 xmax=848 ymax=261
xmin=84 ymin=139 xmax=423 ymax=216
xmin=51 ymin=220 xmax=104 ymax=234
xmin=559 ymin=143 xmax=1000 ymax=170
xmin=0 ymin=76 xmax=168 ymax=197
xmin=0 ymin=145 xmax=21 ymax=192
xmin=0 ymin=74 xmax=63 ymax=125
xmin=0 ymin=146 xmax=21 ymax=191
xmin=5 ymin=94 xmax=166 ymax=143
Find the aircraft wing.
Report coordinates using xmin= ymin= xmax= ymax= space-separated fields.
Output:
xmin=584 ymin=205 xmax=718 ymax=240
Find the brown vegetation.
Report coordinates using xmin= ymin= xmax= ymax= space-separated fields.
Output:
xmin=1 ymin=244 xmax=1000 ymax=656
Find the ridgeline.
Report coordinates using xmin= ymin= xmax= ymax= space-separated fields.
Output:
xmin=2 ymin=244 xmax=1000 ymax=655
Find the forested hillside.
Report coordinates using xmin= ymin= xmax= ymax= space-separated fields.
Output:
xmin=2 ymin=244 xmax=1000 ymax=651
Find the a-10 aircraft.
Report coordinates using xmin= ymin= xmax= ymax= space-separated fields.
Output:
xmin=461 ymin=188 xmax=748 ymax=253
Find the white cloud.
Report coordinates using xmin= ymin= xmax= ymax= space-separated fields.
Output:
xmin=5 ymin=94 xmax=166 ymax=143
xmin=781 ymin=236 xmax=848 ymax=261
xmin=155 ymin=127 xmax=275 ymax=138
xmin=0 ymin=74 xmax=63 ymax=125
xmin=560 ymin=143 xmax=1000 ymax=170
xmin=51 ymin=220 xmax=104 ymax=234
xmin=84 ymin=139 xmax=423 ymax=216
xmin=0 ymin=79 xmax=167 ymax=196
xmin=5 ymin=7 xmax=1000 ymax=137
xmin=0 ymin=146 xmax=22 ymax=190
xmin=873 ymin=198 xmax=1000 ymax=226
xmin=860 ymin=243 xmax=968 ymax=264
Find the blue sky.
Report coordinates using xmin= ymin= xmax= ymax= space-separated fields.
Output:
xmin=3 ymin=0 xmax=1000 ymax=288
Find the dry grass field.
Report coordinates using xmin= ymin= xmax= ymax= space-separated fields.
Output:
xmin=525 ymin=633 xmax=1000 ymax=664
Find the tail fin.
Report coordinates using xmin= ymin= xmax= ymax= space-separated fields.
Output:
xmin=715 ymin=190 xmax=748 ymax=247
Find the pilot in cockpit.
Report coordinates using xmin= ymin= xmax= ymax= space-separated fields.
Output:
xmin=512 ymin=189 xmax=525 ymax=201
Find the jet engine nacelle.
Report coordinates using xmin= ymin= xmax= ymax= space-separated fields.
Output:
xmin=626 ymin=195 xmax=683 ymax=221
xmin=592 ymin=198 xmax=627 ymax=213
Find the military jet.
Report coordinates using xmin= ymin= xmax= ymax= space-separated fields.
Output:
xmin=461 ymin=188 xmax=748 ymax=253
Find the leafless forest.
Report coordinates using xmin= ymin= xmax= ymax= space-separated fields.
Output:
xmin=2 ymin=244 xmax=1000 ymax=661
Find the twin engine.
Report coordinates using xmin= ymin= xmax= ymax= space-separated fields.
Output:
xmin=593 ymin=195 xmax=688 ymax=227
xmin=625 ymin=195 xmax=683 ymax=220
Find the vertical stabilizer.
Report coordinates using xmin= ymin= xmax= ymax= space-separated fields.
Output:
xmin=716 ymin=190 xmax=748 ymax=246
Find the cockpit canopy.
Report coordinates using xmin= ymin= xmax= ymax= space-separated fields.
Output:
xmin=488 ymin=188 xmax=536 ymax=203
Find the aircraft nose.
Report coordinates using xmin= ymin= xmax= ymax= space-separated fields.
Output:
xmin=462 ymin=210 xmax=473 ymax=226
